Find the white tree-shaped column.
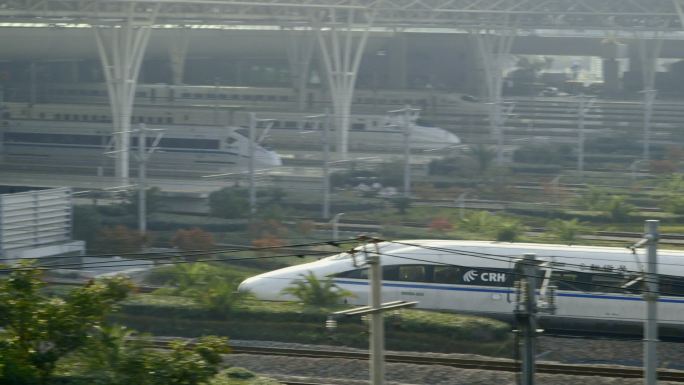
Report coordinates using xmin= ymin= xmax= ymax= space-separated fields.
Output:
xmin=93 ymin=2 xmax=159 ymax=184
xmin=312 ymin=5 xmax=379 ymax=159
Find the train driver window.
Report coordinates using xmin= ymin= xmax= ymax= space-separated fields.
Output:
xmin=332 ymin=268 xmax=369 ymax=280
xmin=433 ymin=266 xmax=460 ymax=284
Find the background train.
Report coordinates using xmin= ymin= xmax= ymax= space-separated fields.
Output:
xmin=0 ymin=119 xmax=282 ymax=176
xmin=238 ymin=240 xmax=684 ymax=335
xmin=38 ymin=82 xmax=484 ymax=115
xmin=1 ymin=102 xmax=461 ymax=152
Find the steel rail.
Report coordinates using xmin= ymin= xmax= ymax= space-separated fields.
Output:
xmin=229 ymin=346 xmax=684 ymax=381
xmin=142 ymin=341 xmax=684 ymax=381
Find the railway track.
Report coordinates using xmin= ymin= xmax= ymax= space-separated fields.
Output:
xmin=145 ymin=340 xmax=684 ymax=382
xmin=227 ymin=345 xmax=684 ymax=382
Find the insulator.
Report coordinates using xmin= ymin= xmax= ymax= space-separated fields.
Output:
xmin=548 ymin=285 xmax=557 ymax=313
xmin=514 ymin=280 xmax=522 ymax=304
xmin=521 ymin=280 xmax=529 ymax=305
xmin=325 ymin=316 xmax=337 ymax=331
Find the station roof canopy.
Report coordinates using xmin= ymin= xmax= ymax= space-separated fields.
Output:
xmin=0 ymin=0 xmax=681 ymax=32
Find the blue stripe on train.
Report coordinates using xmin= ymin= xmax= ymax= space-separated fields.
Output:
xmin=333 ymin=279 xmax=684 ymax=304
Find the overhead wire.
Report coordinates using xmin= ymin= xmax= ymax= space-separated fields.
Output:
xmin=0 ymin=238 xmax=355 ymax=262
xmin=375 ymin=240 xmax=683 ymax=298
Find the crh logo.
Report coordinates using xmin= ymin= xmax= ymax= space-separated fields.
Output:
xmin=463 ymin=270 xmax=479 ymax=282
xmin=462 ymin=270 xmax=507 ymax=283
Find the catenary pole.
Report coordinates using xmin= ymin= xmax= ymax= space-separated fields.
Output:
xmin=644 ymin=219 xmax=659 ymax=385
xmin=521 ymin=253 xmax=538 ymax=385
xmin=365 ymin=241 xmax=385 ymax=385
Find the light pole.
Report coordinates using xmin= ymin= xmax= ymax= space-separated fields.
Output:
xmin=248 ymin=112 xmax=257 ymax=216
xmin=331 ymin=212 xmax=345 ymax=241
xmin=134 ymin=123 xmax=163 ymax=234
xmin=641 ymin=89 xmax=657 ymax=162
xmin=302 ymin=111 xmax=333 ymax=219
xmin=575 ymin=95 xmax=594 ymax=178
xmin=456 ymin=192 xmax=468 ymax=220
xmin=388 ymin=105 xmax=420 ymax=198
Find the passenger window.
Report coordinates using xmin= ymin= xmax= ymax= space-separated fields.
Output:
xmin=591 ymin=273 xmax=628 ymax=293
xmin=351 ymin=123 xmax=366 ymax=131
xmin=660 ymin=275 xmax=684 ymax=297
xmin=433 ymin=266 xmax=460 ymax=284
xmin=552 ymin=271 xmax=592 ymax=292
xmin=398 ymin=265 xmax=426 ymax=282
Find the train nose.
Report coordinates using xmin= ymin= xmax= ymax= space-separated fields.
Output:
xmin=269 ymin=151 xmax=283 ymax=166
xmin=237 ymin=276 xmax=259 ymax=295
xmin=446 ymin=131 xmax=461 ymax=145
xmin=237 ymin=274 xmax=286 ymax=301
xmin=255 ymin=149 xmax=283 ymax=167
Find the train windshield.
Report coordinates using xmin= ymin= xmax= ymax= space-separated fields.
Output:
xmin=325 ymin=252 xmax=353 ymax=261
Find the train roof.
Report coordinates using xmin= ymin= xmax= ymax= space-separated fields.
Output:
xmin=374 ymin=239 xmax=684 ymax=258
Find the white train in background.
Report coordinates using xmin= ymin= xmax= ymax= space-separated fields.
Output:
xmin=1 ymin=102 xmax=461 ymax=152
xmin=40 ymin=82 xmax=483 ymax=114
xmin=0 ymin=119 xmax=281 ymax=176
xmin=239 ymin=240 xmax=684 ymax=335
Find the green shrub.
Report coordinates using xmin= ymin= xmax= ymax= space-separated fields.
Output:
xmin=548 ymin=218 xmax=583 ymax=245
xmin=224 ymin=367 xmax=256 ymax=380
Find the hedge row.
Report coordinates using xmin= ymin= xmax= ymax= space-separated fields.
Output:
xmin=115 ymin=296 xmax=512 ymax=354
xmin=112 ymin=314 xmax=512 ymax=356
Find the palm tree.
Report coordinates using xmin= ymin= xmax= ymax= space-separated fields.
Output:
xmin=281 ymin=272 xmax=353 ymax=306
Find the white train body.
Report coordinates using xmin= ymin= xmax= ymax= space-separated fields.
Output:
xmin=41 ymin=82 xmax=483 ymax=115
xmin=10 ymin=82 xmax=464 ymax=152
xmin=0 ymin=118 xmax=281 ymax=175
xmin=1 ymin=101 xmax=460 ymax=152
xmin=239 ymin=240 xmax=684 ymax=332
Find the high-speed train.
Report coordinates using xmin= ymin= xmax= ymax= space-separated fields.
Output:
xmin=239 ymin=240 xmax=684 ymax=333
xmin=40 ymin=82 xmax=483 ymax=115
xmin=0 ymin=118 xmax=282 ymax=176
xmin=1 ymin=102 xmax=461 ymax=152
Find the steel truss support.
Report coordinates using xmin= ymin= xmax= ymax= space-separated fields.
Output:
xmin=634 ymin=29 xmax=664 ymax=162
xmin=168 ymin=27 xmax=191 ymax=86
xmin=93 ymin=2 xmax=159 ymax=184
xmin=313 ymin=5 xmax=379 ymax=159
xmin=472 ymin=24 xmax=516 ymax=164
xmin=286 ymin=29 xmax=316 ymax=111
